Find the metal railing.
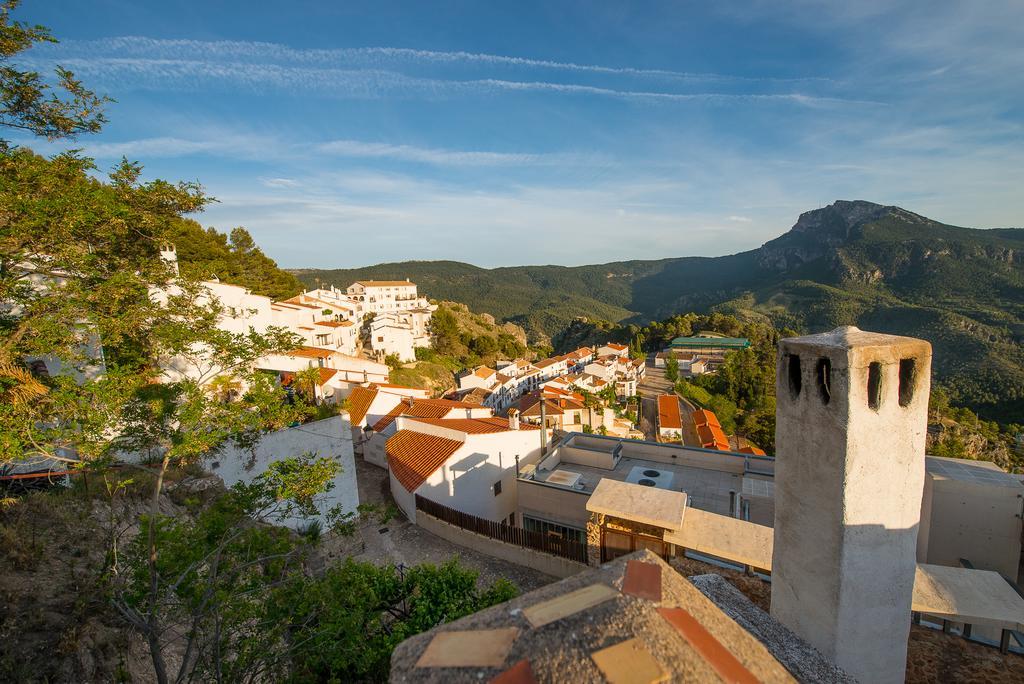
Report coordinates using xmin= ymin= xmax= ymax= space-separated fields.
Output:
xmin=415 ymin=495 xmax=588 ymax=563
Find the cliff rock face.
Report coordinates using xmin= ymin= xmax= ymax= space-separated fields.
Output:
xmin=755 ymin=200 xmax=894 ymax=272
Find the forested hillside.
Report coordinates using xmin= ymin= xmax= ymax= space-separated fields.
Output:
xmin=295 ymin=201 xmax=1024 ymax=421
xmin=170 ymin=221 xmax=302 ymax=300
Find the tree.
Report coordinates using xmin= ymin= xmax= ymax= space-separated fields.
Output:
xmin=279 ymin=559 xmax=517 ymax=681
xmin=111 ymin=454 xmax=344 ymax=684
xmin=1 ymin=0 xmax=109 ymax=141
xmin=0 ymin=150 xmax=311 ymax=683
xmin=293 ymin=366 xmax=323 ymax=406
xmin=665 ymin=357 xmax=679 ymax=383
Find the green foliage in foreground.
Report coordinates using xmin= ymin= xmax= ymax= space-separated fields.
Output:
xmin=282 ymin=559 xmax=517 ymax=682
xmin=110 ymin=459 xmax=516 ymax=683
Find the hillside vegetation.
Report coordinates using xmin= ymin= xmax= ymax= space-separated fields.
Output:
xmin=170 ymin=221 xmax=303 ymax=300
xmin=295 ymin=201 xmax=1024 ymax=421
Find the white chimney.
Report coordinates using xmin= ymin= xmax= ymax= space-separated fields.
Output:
xmin=771 ymin=327 xmax=931 ymax=684
xmin=159 ymin=243 xmax=179 ymax=276
xmin=507 ymin=408 xmax=520 ymax=430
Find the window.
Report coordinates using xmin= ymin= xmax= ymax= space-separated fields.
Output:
xmin=523 ymin=516 xmax=584 ymax=544
xmin=493 ymin=479 xmax=502 ymax=496
xmin=899 ymin=358 xmax=917 ymax=407
xmin=867 ymin=362 xmax=883 ymax=410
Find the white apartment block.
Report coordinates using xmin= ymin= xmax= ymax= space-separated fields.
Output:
xmin=154 ymin=249 xmax=436 ymax=399
xmin=369 ymin=312 xmax=417 ymax=362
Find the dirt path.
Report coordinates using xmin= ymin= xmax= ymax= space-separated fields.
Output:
xmin=317 ymin=459 xmax=554 ymax=593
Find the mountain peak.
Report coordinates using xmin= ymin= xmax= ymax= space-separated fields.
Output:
xmin=755 ymin=199 xmax=894 ymax=272
xmin=789 ymin=200 xmax=892 ymax=241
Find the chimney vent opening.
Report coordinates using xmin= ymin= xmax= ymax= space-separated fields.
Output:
xmin=787 ymin=354 xmax=802 ymax=398
xmin=867 ymin=362 xmax=883 ymax=410
xmin=898 ymin=358 xmax=917 ymax=407
xmin=816 ymin=357 xmax=832 ymax=405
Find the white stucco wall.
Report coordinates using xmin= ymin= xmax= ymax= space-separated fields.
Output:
xmin=211 ymin=414 xmax=360 ymax=530
xmin=411 ymin=430 xmax=545 ymax=523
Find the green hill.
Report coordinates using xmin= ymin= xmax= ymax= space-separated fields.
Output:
xmin=293 ymin=201 xmax=1024 ymax=421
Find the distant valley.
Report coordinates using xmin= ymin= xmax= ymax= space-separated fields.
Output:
xmin=293 ymin=201 xmax=1024 ymax=421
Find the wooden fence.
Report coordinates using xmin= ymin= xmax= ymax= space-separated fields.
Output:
xmin=415 ymin=495 xmax=588 ymax=564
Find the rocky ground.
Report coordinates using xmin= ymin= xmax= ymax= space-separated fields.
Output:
xmin=315 ymin=458 xmax=553 ymax=593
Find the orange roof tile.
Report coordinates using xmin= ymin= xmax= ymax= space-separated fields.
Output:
xmin=288 ymin=346 xmax=336 ymax=360
xmin=347 ymin=386 xmax=379 ymax=425
xmin=692 ymin=409 xmax=721 ymax=428
xmin=318 ymin=368 xmax=338 ymax=385
xmin=739 ymin=445 xmax=766 ymax=456
xmin=387 ymin=430 xmax=463 ymax=492
xmin=697 ymin=423 xmax=730 ymax=450
xmin=605 ymin=343 xmax=628 ymax=351
xmin=315 ymin=320 xmax=352 ymax=328
xmin=372 ymin=398 xmax=481 ymax=431
xmin=657 ymin=395 xmax=682 ymax=430
xmin=407 ymin=416 xmax=539 ymax=434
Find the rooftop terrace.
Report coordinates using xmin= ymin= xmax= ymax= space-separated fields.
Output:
xmin=520 ymin=433 xmax=776 ymax=525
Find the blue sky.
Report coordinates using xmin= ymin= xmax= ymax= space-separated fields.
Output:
xmin=15 ymin=1 xmax=1024 ymax=268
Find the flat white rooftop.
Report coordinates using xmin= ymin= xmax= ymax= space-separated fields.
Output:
xmin=586 ymin=478 xmax=688 ymax=531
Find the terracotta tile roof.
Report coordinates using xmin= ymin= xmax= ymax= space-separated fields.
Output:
xmin=657 ymin=395 xmax=683 ymax=430
xmin=386 ymin=430 xmax=463 ymax=492
xmin=739 ymin=445 xmax=766 ymax=456
xmin=315 ymin=320 xmax=352 ymax=327
xmin=533 ymin=357 xmax=563 ymax=369
xmin=697 ymin=423 xmax=730 ymax=450
xmin=692 ymin=409 xmax=721 ymax=428
xmin=495 ymin=372 xmax=513 ymax=384
xmin=474 ymin=366 xmax=497 ymax=378
xmin=372 ymin=400 xmax=412 ymax=431
xmin=347 ymin=385 xmax=379 ymax=425
xmin=288 ymin=346 xmax=336 ymax=360
xmin=372 ymin=398 xmax=481 ymax=432
xmin=318 ymin=367 xmax=339 ymax=385
xmin=605 ymin=343 xmax=628 ymax=351
xmin=407 ymin=416 xmax=539 ymax=434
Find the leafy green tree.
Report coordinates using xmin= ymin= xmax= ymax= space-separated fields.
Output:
xmin=0 ymin=0 xmax=109 ymax=141
xmin=277 ymin=558 xmax=517 ymax=682
xmin=664 ymin=356 xmax=679 ymax=383
xmin=111 ymin=455 xmax=345 ymax=683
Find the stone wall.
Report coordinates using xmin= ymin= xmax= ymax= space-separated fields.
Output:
xmin=418 ymin=511 xmax=586 ymax=578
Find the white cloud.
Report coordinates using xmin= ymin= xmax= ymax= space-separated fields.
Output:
xmin=42 ymin=36 xmax=834 ymax=85
xmin=21 ymin=55 xmax=861 ymax=108
xmin=316 ymin=139 xmax=590 ymax=166
xmin=261 ymin=177 xmax=299 ymax=188
xmin=727 ymin=215 xmax=753 ymax=223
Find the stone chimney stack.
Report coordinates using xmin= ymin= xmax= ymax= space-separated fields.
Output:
xmin=507 ymin=408 xmax=520 ymax=430
xmin=159 ymin=243 xmax=179 ymax=276
xmin=771 ymin=326 xmax=931 ymax=684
